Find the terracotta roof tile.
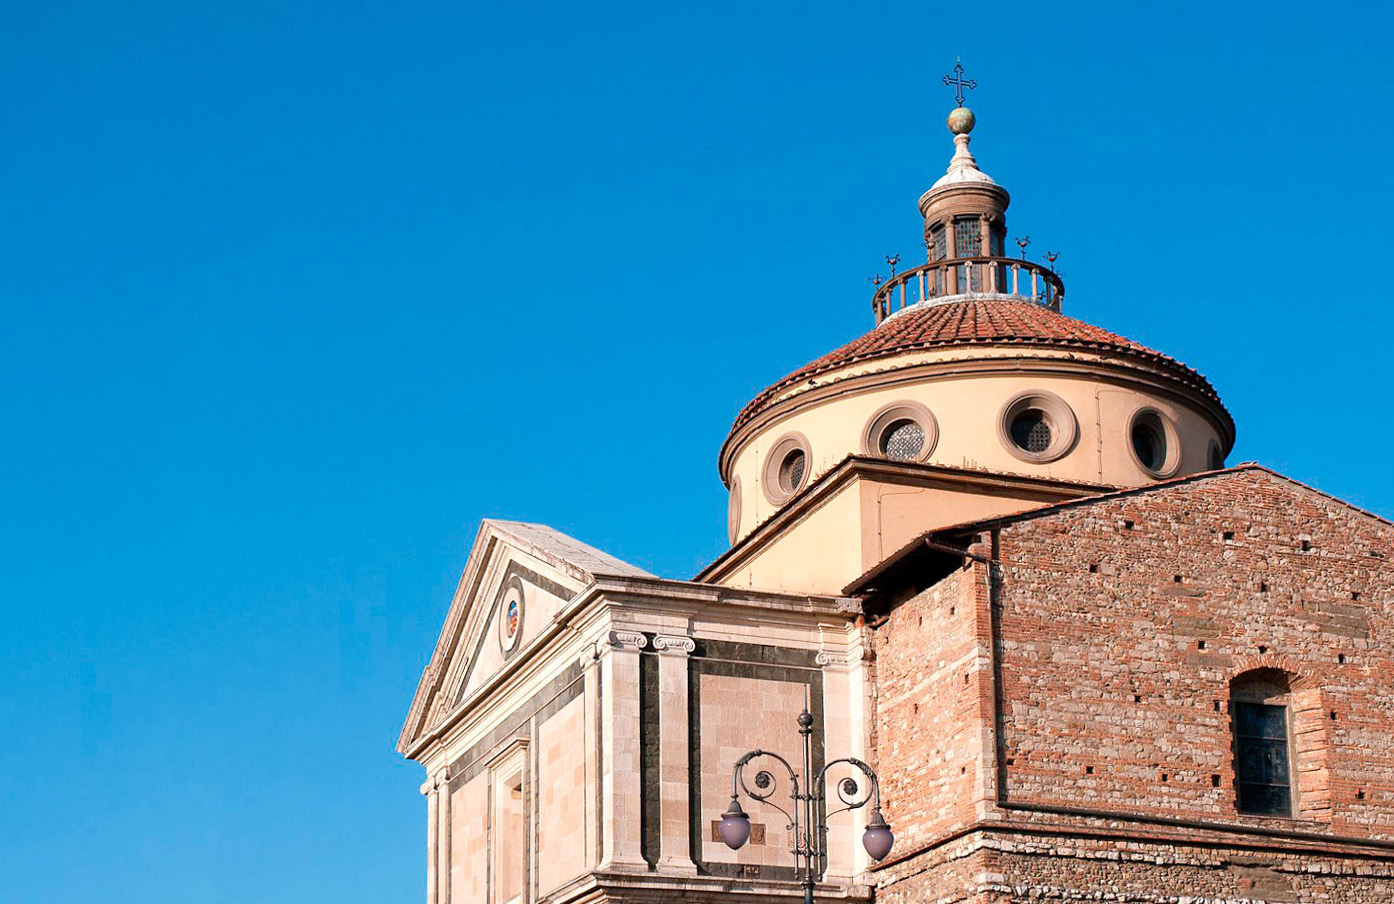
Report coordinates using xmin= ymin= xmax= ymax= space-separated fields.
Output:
xmin=731 ymin=299 xmax=1220 ymax=434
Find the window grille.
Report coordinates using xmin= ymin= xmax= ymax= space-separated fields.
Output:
xmin=1010 ymin=410 xmax=1052 ymax=453
xmin=880 ymin=419 xmax=925 ymax=460
xmin=1234 ymin=702 xmax=1293 ymax=816
xmin=953 ymin=217 xmax=982 ymax=258
xmin=779 ymin=449 xmax=807 ymax=492
xmin=928 ymin=224 xmax=947 ymax=262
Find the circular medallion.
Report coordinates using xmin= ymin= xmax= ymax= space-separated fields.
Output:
xmin=499 ymin=581 xmax=524 ymax=652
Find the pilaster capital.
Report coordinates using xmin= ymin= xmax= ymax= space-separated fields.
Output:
xmin=431 ymin=766 xmax=451 ymax=791
xmin=608 ymin=630 xmax=648 ymax=651
xmin=652 ymin=634 xmax=696 ymax=655
xmin=816 ymin=650 xmax=857 ymax=670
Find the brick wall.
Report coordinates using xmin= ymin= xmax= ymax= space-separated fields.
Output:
xmin=872 ymin=565 xmax=989 ymax=849
xmin=870 ymin=468 xmax=1394 ymax=901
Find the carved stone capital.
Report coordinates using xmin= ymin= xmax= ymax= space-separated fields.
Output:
xmin=652 ymin=634 xmax=696 ymax=655
xmin=608 ymin=630 xmax=648 ymax=651
xmin=816 ymin=650 xmax=855 ymax=669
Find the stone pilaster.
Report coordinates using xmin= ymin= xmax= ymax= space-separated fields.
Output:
xmin=435 ymin=767 xmax=451 ymax=904
xmin=652 ymin=634 xmax=699 ymax=875
xmin=818 ymin=632 xmax=874 ymax=882
xmin=424 ymin=776 xmax=439 ymax=904
xmin=600 ymin=630 xmax=648 ymax=872
xmin=579 ymin=645 xmax=601 ymax=870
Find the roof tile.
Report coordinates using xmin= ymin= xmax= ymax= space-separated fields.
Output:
xmin=731 ymin=299 xmax=1220 ymax=433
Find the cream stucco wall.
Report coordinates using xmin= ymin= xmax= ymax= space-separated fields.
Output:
xmin=725 ymin=346 xmax=1229 ymax=544
xmin=711 ymin=472 xmax=1095 ymax=595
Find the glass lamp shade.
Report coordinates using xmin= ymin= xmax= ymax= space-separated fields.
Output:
xmin=717 ymin=799 xmax=752 ymax=850
xmin=862 ymin=811 xmax=894 ymax=861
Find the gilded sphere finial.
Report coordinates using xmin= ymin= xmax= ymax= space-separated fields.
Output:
xmin=947 ymin=106 xmax=976 ymax=135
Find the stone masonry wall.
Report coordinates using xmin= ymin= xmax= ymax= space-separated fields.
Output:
xmin=991 ymin=469 xmax=1394 ymax=836
xmin=869 ymin=468 xmax=1394 ymax=902
xmin=874 ymin=826 xmax=1394 ymax=904
xmin=872 ymin=564 xmax=989 ymax=849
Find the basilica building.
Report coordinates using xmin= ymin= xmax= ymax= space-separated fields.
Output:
xmin=398 ymin=86 xmax=1394 ymax=902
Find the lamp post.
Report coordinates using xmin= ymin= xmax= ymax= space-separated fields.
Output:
xmin=715 ymin=707 xmax=894 ymax=904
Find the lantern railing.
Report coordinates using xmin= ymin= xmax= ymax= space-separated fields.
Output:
xmin=872 ymin=256 xmax=1065 ymax=324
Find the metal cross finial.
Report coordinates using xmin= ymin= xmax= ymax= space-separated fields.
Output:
xmin=942 ymin=58 xmax=977 ymax=107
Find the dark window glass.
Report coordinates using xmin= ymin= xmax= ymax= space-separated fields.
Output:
xmin=1234 ymin=701 xmax=1293 ymax=816
xmin=779 ymin=449 xmax=806 ymax=493
xmin=953 ymin=217 xmax=981 ymax=258
xmin=989 ymin=227 xmax=1005 ymax=258
xmin=1132 ymin=421 xmax=1165 ymax=471
xmin=928 ymin=224 xmax=947 ymax=262
xmin=1010 ymin=410 xmax=1053 ymax=453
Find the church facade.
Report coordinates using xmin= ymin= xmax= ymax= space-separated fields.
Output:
xmin=398 ymin=91 xmax=1394 ymax=903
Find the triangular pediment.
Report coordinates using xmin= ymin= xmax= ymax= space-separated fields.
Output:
xmin=397 ymin=520 xmax=651 ymax=755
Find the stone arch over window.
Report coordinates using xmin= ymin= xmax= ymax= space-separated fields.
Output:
xmin=1228 ymin=667 xmax=1332 ymax=821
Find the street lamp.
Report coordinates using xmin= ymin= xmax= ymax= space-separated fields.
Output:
xmin=716 ymin=708 xmax=894 ymax=904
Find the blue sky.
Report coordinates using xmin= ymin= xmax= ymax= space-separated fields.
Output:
xmin=3 ymin=2 xmax=1391 ymax=902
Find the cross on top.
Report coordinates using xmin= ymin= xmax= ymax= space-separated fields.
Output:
xmin=942 ymin=58 xmax=976 ymax=107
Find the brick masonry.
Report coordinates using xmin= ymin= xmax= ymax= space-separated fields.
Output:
xmin=869 ymin=468 xmax=1394 ymax=902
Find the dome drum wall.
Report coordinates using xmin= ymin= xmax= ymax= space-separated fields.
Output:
xmin=918 ymin=184 xmax=1008 ymax=238
xmin=723 ymin=348 xmax=1230 ymax=544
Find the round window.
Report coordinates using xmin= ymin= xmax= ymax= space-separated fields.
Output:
xmin=761 ymin=432 xmax=812 ymax=506
xmin=778 ymin=448 xmax=807 ymax=492
xmin=498 ymin=580 xmax=524 ymax=653
xmin=881 ymin=419 xmax=925 ymax=460
xmin=998 ymin=391 xmax=1077 ymax=463
xmin=861 ymin=401 xmax=938 ymax=463
xmin=727 ymin=476 xmax=742 ymax=544
xmin=1128 ymin=409 xmax=1181 ymax=478
xmin=1009 ymin=409 xmax=1053 ymax=454
xmin=1132 ymin=420 xmax=1165 ymax=472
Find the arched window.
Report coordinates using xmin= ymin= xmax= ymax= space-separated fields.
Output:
xmin=1230 ymin=669 xmax=1296 ymax=817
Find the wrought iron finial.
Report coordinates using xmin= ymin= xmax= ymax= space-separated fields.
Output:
xmin=1016 ymin=236 xmax=1031 ymax=260
xmin=885 ymin=254 xmax=901 ymax=276
xmin=1045 ymin=251 xmax=1059 ymax=271
xmin=868 ymin=273 xmax=883 ymax=287
xmin=942 ymin=58 xmax=977 ymax=107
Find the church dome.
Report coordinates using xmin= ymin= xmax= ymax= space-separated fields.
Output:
xmin=731 ymin=298 xmax=1223 ymax=436
xmin=718 ymin=94 xmax=1235 ymax=546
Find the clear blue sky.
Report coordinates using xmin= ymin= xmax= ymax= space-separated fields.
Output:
xmin=3 ymin=2 xmax=1391 ymax=901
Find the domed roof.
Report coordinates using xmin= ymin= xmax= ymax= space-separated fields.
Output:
xmin=730 ymin=298 xmax=1222 ymax=434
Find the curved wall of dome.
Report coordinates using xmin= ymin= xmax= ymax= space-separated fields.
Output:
xmin=721 ymin=334 xmax=1232 ymax=544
